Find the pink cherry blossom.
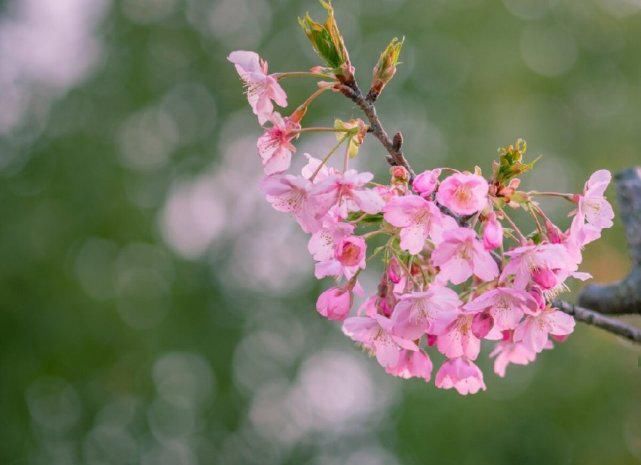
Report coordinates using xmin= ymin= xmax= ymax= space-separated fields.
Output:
xmin=514 ymin=307 xmax=575 ymax=353
xmin=412 ymin=169 xmax=441 ymax=197
xmin=314 ymin=170 xmax=385 ymax=218
xmin=256 ymin=112 xmax=300 ymax=175
xmin=342 ymin=314 xmax=418 ymax=368
xmin=383 ymin=194 xmax=444 ymax=255
xmin=463 ymin=287 xmax=538 ymax=331
xmin=391 ymin=286 xmax=461 ymax=339
xmin=431 ymin=227 xmax=499 ymax=284
xmin=228 ymin=51 xmax=287 ymax=124
xmin=308 ymin=214 xmax=354 ymax=261
xmin=437 ymin=314 xmax=481 ymax=360
xmin=315 ymin=235 xmax=367 ymax=280
xmin=577 ymin=169 xmax=614 ymax=230
xmin=436 ymin=172 xmax=489 ymax=216
xmin=489 ymin=339 xmax=538 ymax=377
xmin=261 ymin=174 xmax=332 ymax=233
xmin=316 ymin=287 xmax=352 ymax=320
xmin=385 ymin=349 xmax=433 ymax=382
xmin=435 ymin=357 xmax=486 ymax=395
xmin=482 ymin=211 xmax=503 ymax=250
xmin=500 ymin=243 xmax=577 ymax=290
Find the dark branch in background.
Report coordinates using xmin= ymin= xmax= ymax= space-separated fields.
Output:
xmin=337 ymin=78 xmax=641 ymax=345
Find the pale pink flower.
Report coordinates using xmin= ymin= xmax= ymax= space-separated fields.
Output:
xmin=383 ymin=194 xmax=444 ymax=255
xmin=435 ymin=357 xmax=486 ymax=395
xmin=576 ymin=169 xmax=614 ymax=230
xmin=431 ymin=227 xmax=499 ymax=284
xmin=256 ymin=112 xmax=300 ymax=175
xmin=315 ymin=170 xmax=385 ymax=218
xmin=316 ymin=287 xmax=352 ymax=321
xmin=261 ymin=174 xmax=332 ymax=233
xmin=342 ymin=314 xmax=418 ymax=368
xmin=463 ymin=287 xmax=538 ymax=331
xmin=489 ymin=339 xmax=538 ymax=377
xmin=513 ymin=307 xmax=575 ymax=353
xmin=436 ymin=172 xmax=489 ymax=215
xmin=482 ymin=211 xmax=503 ymax=250
xmin=500 ymin=243 xmax=577 ymax=290
xmin=412 ymin=169 xmax=441 ymax=197
xmin=308 ymin=214 xmax=354 ymax=262
xmin=391 ymin=286 xmax=461 ymax=339
xmin=437 ymin=314 xmax=481 ymax=360
xmin=228 ymin=50 xmax=287 ymax=124
xmin=315 ymin=235 xmax=367 ymax=280
xmin=385 ymin=349 xmax=433 ymax=382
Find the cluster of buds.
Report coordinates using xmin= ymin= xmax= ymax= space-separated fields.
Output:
xmin=228 ymin=1 xmax=614 ymax=394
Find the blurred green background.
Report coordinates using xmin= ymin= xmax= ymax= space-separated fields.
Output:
xmin=1 ymin=0 xmax=641 ymax=463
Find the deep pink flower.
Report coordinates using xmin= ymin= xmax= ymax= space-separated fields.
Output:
xmin=482 ymin=211 xmax=503 ymax=250
xmin=500 ymin=243 xmax=577 ymax=290
xmin=437 ymin=314 xmax=481 ymax=360
xmin=391 ymin=286 xmax=461 ymax=339
xmin=316 ymin=287 xmax=352 ymax=320
xmin=261 ymin=174 xmax=332 ymax=233
xmin=436 ymin=172 xmax=489 ymax=215
xmin=315 ymin=235 xmax=366 ymax=280
xmin=256 ymin=112 xmax=300 ymax=175
xmin=385 ymin=349 xmax=433 ymax=382
xmin=383 ymin=194 xmax=444 ymax=255
xmin=576 ymin=169 xmax=614 ymax=230
xmin=513 ymin=307 xmax=575 ymax=353
xmin=315 ymin=170 xmax=385 ymax=218
xmin=228 ymin=50 xmax=287 ymax=124
xmin=435 ymin=357 xmax=486 ymax=395
xmin=342 ymin=314 xmax=418 ymax=368
xmin=463 ymin=287 xmax=538 ymax=331
xmin=412 ymin=169 xmax=441 ymax=197
xmin=471 ymin=312 xmax=493 ymax=339
xmin=431 ymin=227 xmax=499 ymax=284
xmin=489 ymin=339 xmax=538 ymax=377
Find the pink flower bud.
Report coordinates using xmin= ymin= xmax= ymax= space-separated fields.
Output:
xmin=316 ymin=287 xmax=352 ymax=321
xmin=532 ymin=268 xmax=557 ymax=290
xmin=552 ymin=334 xmax=569 ymax=343
xmin=545 ymin=220 xmax=567 ymax=244
xmin=528 ymin=287 xmax=546 ymax=311
xmin=471 ymin=312 xmax=494 ymax=339
xmin=427 ymin=334 xmax=438 ymax=346
xmin=387 ymin=257 xmax=402 ymax=284
xmin=412 ymin=169 xmax=441 ymax=197
xmin=482 ymin=212 xmax=503 ymax=250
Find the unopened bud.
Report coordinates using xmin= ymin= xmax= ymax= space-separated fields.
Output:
xmin=369 ymin=37 xmax=404 ymax=100
xmin=472 ymin=312 xmax=494 ymax=339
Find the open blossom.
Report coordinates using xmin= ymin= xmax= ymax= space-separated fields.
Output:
xmin=261 ymin=174 xmax=332 ymax=233
xmin=383 ymin=194 xmax=444 ymax=255
xmin=514 ymin=307 xmax=575 ymax=353
xmin=392 ymin=286 xmax=461 ymax=339
xmin=342 ymin=314 xmax=418 ymax=368
xmin=463 ymin=287 xmax=538 ymax=332
xmin=482 ymin=211 xmax=503 ymax=250
xmin=315 ymin=170 xmax=385 ymax=218
xmin=431 ymin=227 xmax=499 ymax=284
xmin=437 ymin=314 xmax=481 ymax=360
xmin=435 ymin=357 xmax=486 ymax=395
xmin=412 ymin=169 xmax=441 ymax=197
xmin=490 ymin=337 xmax=539 ymax=377
xmin=385 ymin=349 xmax=433 ymax=382
xmin=576 ymin=169 xmax=614 ymax=230
xmin=308 ymin=214 xmax=354 ymax=261
xmin=436 ymin=172 xmax=489 ymax=215
xmin=256 ymin=112 xmax=300 ymax=175
xmin=315 ymin=235 xmax=366 ymax=279
xmin=501 ymin=243 xmax=577 ymax=290
xmin=316 ymin=287 xmax=352 ymax=320
xmin=228 ymin=51 xmax=287 ymax=124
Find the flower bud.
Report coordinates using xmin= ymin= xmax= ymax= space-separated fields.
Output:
xmin=528 ymin=286 xmax=546 ymax=311
xmin=369 ymin=37 xmax=404 ymax=100
xmin=482 ymin=212 xmax=503 ymax=250
xmin=545 ymin=219 xmax=567 ymax=244
xmin=316 ymin=287 xmax=352 ymax=320
xmin=387 ymin=257 xmax=402 ymax=284
xmin=532 ymin=267 xmax=557 ymax=290
xmin=412 ymin=169 xmax=441 ymax=197
xmin=472 ymin=312 xmax=494 ymax=339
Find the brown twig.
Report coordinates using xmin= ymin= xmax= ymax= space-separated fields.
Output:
xmin=336 ymin=76 xmax=641 ymax=345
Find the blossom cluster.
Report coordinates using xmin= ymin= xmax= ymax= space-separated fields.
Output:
xmin=227 ymin=4 xmax=614 ymax=395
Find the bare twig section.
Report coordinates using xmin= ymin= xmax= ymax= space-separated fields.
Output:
xmin=554 ymin=300 xmax=641 ymax=343
xmin=337 ymin=83 xmax=416 ymax=181
xmin=579 ymin=168 xmax=641 ymax=314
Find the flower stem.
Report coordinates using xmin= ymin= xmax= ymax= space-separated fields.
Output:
xmin=297 ymin=127 xmax=350 ymax=134
xmin=496 ymin=204 xmax=527 ymax=243
xmin=309 ymin=134 xmax=348 ymax=182
xmin=528 ymin=191 xmax=575 ymax=201
xmin=275 ymin=71 xmax=334 ymax=80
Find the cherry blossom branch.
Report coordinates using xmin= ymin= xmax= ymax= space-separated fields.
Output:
xmin=335 ymin=76 xmax=641 ymax=343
